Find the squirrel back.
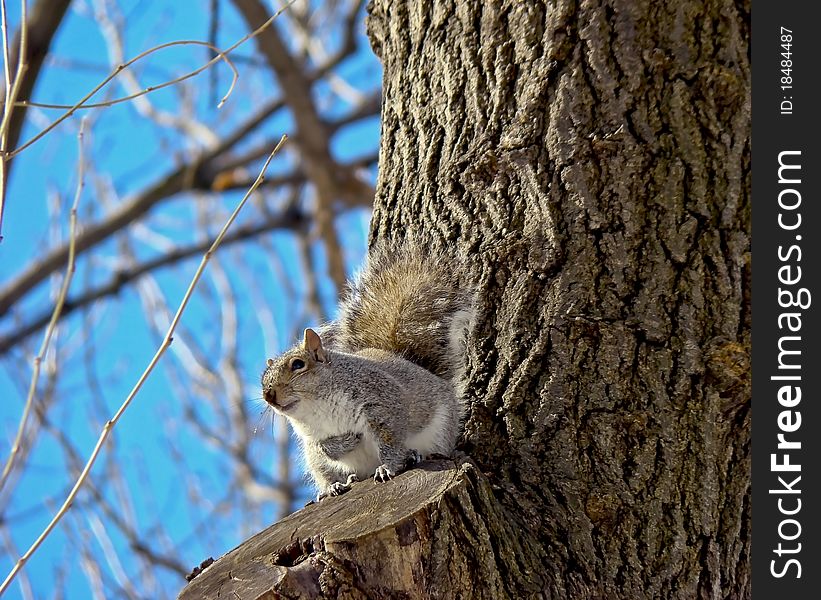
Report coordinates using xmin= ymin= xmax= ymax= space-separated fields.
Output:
xmin=329 ymin=244 xmax=475 ymax=383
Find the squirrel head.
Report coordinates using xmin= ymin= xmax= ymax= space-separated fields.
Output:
xmin=261 ymin=328 xmax=330 ymax=415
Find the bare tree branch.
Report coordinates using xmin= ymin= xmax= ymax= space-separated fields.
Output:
xmin=0 ymin=206 xmax=308 ymax=355
xmin=37 ymin=407 xmax=191 ymax=578
xmin=1 ymin=0 xmax=72 ymax=188
xmin=0 ymin=98 xmax=281 ymax=317
xmin=0 ymin=37 xmax=372 ymax=317
xmin=0 ymin=119 xmax=86 ymax=494
xmin=232 ymin=0 xmax=372 ymax=293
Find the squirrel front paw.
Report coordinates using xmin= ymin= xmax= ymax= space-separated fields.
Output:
xmin=374 ymin=450 xmax=421 ymax=483
xmin=328 ymin=482 xmax=349 ymax=496
xmin=318 ymin=474 xmax=358 ymax=500
xmin=373 ymin=464 xmax=395 ymax=482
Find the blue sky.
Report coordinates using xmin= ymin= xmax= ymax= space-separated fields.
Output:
xmin=0 ymin=1 xmax=380 ymax=597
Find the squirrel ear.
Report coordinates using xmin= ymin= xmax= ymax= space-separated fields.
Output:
xmin=266 ymin=358 xmax=274 ymax=367
xmin=303 ymin=328 xmax=328 ymax=363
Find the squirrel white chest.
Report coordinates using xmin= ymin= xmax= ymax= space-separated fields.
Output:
xmin=286 ymin=390 xmax=366 ymax=440
xmin=286 ymin=390 xmax=381 ymax=476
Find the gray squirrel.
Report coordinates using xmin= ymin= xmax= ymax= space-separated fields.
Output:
xmin=261 ymin=245 xmax=475 ymax=498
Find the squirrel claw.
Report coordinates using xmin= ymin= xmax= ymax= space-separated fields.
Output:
xmin=373 ymin=464 xmax=395 ymax=482
xmin=320 ymin=473 xmax=359 ymax=500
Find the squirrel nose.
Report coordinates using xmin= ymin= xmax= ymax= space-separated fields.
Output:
xmin=264 ymin=388 xmax=277 ymax=406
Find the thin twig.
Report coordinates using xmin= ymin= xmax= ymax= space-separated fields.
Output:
xmin=0 ymin=528 xmax=33 ymax=600
xmin=92 ymin=0 xmax=219 ymax=148
xmin=0 ymin=118 xmax=87 ymax=494
xmin=8 ymin=0 xmax=295 ymax=159
xmin=8 ymin=39 xmax=236 ymax=158
xmin=0 ymin=207 xmax=306 ymax=356
xmin=16 ymin=38 xmax=234 ymax=112
xmin=0 ymin=0 xmax=28 ymax=240
xmin=0 ymin=135 xmax=288 ymax=595
xmin=0 ymin=0 xmax=10 ymax=241
xmin=0 ymin=0 xmax=364 ymax=314
xmin=1 ymin=0 xmax=12 ymax=104
xmin=0 ymin=95 xmax=289 ymax=318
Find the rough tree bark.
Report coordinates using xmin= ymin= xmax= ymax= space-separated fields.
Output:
xmin=179 ymin=0 xmax=750 ymax=598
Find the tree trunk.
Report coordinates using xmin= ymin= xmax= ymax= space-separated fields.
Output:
xmin=178 ymin=0 xmax=751 ymax=597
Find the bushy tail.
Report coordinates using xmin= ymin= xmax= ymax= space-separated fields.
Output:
xmin=332 ymin=244 xmax=475 ymax=384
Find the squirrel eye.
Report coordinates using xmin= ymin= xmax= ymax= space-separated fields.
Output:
xmin=290 ymin=359 xmax=305 ymax=371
